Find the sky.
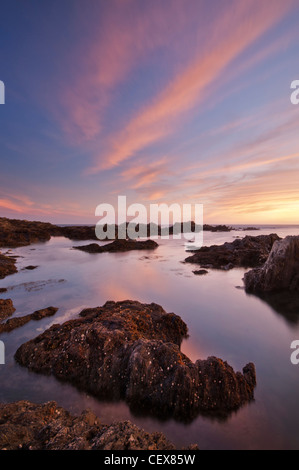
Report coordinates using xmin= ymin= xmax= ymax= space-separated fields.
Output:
xmin=1 ymin=0 xmax=299 ymax=225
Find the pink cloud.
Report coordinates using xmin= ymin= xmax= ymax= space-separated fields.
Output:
xmin=86 ymin=0 xmax=295 ymax=173
xmin=56 ymin=0 xmax=198 ymax=144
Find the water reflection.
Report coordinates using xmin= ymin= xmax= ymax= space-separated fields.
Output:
xmin=245 ymin=291 xmax=299 ymax=326
xmin=1 ymin=226 xmax=299 ymax=448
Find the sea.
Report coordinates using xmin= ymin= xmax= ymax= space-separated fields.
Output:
xmin=0 ymin=224 xmax=299 ymax=449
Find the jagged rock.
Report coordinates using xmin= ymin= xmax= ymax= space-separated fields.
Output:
xmin=73 ymin=239 xmax=158 ymax=253
xmin=15 ymin=300 xmax=256 ymax=421
xmin=0 ymin=400 xmax=192 ymax=450
xmin=185 ymin=234 xmax=280 ymax=270
xmin=244 ymin=236 xmax=299 ymax=293
xmin=0 ymin=307 xmax=58 ymax=333
xmin=0 ymin=299 xmax=16 ymax=321
xmin=203 ymin=224 xmax=231 ymax=232
xmin=0 ymin=252 xmax=18 ymax=279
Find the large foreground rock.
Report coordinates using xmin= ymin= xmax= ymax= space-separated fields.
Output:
xmin=0 ymin=217 xmax=100 ymax=247
xmin=185 ymin=234 xmax=280 ymax=270
xmin=244 ymin=236 xmax=299 ymax=293
xmin=15 ymin=300 xmax=256 ymax=421
xmin=0 ymin=401 xmax=195 ymax=450
xmin=0 ymin=217 xmax=233 ymax=248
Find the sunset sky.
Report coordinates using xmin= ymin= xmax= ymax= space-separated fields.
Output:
xmin=1 ymin=0 xmax=299 ymax=224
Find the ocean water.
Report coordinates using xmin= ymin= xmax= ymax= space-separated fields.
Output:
xmin=0 ymin=225 xmax=299 ymax=449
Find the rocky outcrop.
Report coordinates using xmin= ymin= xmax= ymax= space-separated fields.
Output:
xmin=0 ymin=299 xmax=15 ymax=321
xmin=15 ymin=300 xmax=256 ymax=421
xmin=244 ymin=236 xmax=299 ymax=293
xmin=73 ymin=239 xmax=159 ymax=253
xmin=0 ymin=400 xmax=194 ymax=450
xmin=193 ymin=270 xmax=209 ymax=275
xmin=185 ymin=234 xmax=280 ymax=270
xmin=0 ymin=217 xmax=99 ymax=247
xmin=0 ymin=307 xmax=58 ymax=334
xmin=0 ymin=217 xmax=233 ymax=249
xmin=0 ymin=252 xmax=18 ymax=279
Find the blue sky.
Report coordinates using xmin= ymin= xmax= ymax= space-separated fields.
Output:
xmin=1 ymin=0 xmax=299 ymax=224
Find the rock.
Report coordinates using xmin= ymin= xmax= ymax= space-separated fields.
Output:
xmin=22 ymin=265 xmax=38 ymax=270
xmin=0 ymin=299 xmax=16 ymax=321
xmin=0 ymin=218 xmax=54 ymax=247
xmin=0 ymin=252 xmax=18 ymax=279
xmin=0 ymin=400 xmax=192 ymax=450
xmin=0 ymin=288 xmax=7 ymax=293
xmin=73 ymin=239 xmax=159 ymax=253
xmin=0 ymin=307 xmax=58 ymax=334
xmin=193 ymin=270 xmax=209 ymax=275
xmin=244 ymin=236 xmax=299 ymax=293
xmin=0 ymin=217 xmax=232 ymax=249
xmin=185 ymin=234 xmax=280 ymax=270
xmin=15 ymin=300 xmax=256 ymax=421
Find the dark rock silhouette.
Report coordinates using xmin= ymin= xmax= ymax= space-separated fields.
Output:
xmin=0 ymin=217 xmax=231 ymax=248
xmin=185 ymin=234 xmax=280 ymax=270
xmin=0 ymin=299 xmax=15 ymax=321
xmin=73 ymin=239 xmax=158 ymax=253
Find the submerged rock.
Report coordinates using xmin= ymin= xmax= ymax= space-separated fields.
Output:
xmin=244 ymin=236 xmax=299 ymax=293
xmin=185 ymin=234 xmax=280 ymax=270
xmin=0 ymin=299 xmax=16 ymax=321
xmin=73 ymin=239 xmax=158 ymax=253
xmin=203 ymin=224 xmax=232 ymax=232
xmin=0 ymin=218 xmax=54 ymax=247
xmin=0 ymin=216 xmax=233 ymax=249
xmin=0 ymin=307 xmax=58 ymax=334
xmin=15 ymin=300 xmax=256 ymax=422
xmin=0 ymin=400 xmax=192 ymax=450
